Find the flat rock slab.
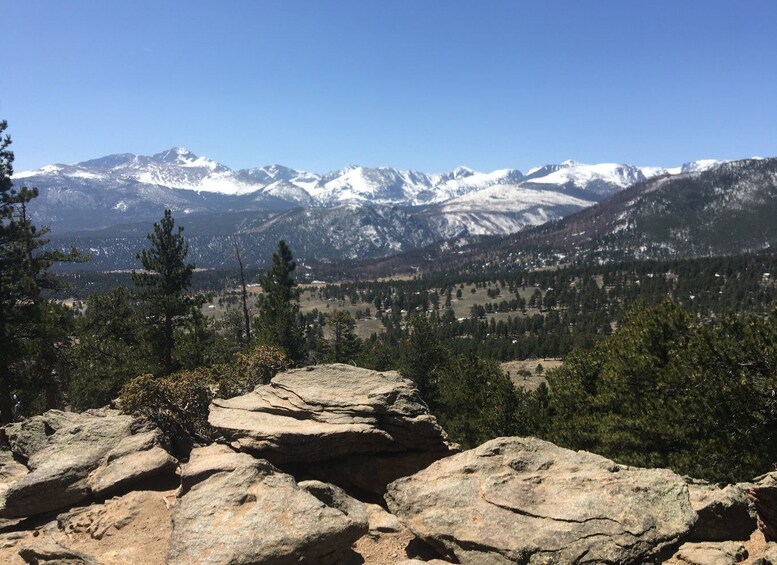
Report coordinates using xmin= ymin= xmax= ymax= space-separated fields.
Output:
xmin=670 ymin=541 xmax=748 ymax=565
xmin=168 ymin=464 xmax=367 ymax=564
xmin=179 ymin=443 xmax=262 ymax=494
xmin=386 ymin=437 xmax=697 ymax=565
xmin=209 ymin=364 xmax=456 ymax=493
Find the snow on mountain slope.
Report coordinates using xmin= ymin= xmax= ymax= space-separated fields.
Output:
xmin=13 ymin=147 xmax=736 ymax=239
xmin=429 ymin=183 xmax=596 ymax=236
xmin=431 ymin=168 xmax=525 ymax=202
xmin=441 ymin=182 xmax=595 ymax=212
xmin=310 ymin=166 xmax=436 ymax=205
xmin=666 ymin=159 xmax=724 ymax=175
xmin=523 ymin=161 xmax=647 ymax=195
xmin=15 ymin=147 xmax=729 ymax=207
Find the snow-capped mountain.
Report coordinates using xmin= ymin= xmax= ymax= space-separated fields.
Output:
xmin=331 ymin=157 xmax=777 ymax=279
xmin=15 ymin=147 xmax=725 ymax=212
xmin=12 ymin=148 xmax=734 ymax=269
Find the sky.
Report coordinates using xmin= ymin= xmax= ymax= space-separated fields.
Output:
xmin=2 ymin=0 xmax=776 ymax=173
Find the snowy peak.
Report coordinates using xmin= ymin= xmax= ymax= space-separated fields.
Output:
xmin=150 ymin=147 xmax=228 ymax=172
xmin=670 ymin=159 xmax=725 ymax=175
xmin=153 ymin=147 xmax=197 ymax=163
xmin=522 ymin=161 xmax=649 ymax=198
xmin=243 ymin=164 xmax=306 ymax=184
xmin=312 ymin=166 xmax=436 ymax=205
xmin=525 ymin=163 xmax=566 ymax=180
xmin=452 ymin=166 xmax=475 ymax=179
xmin=13 ymin=148 xmax=734 ymax=209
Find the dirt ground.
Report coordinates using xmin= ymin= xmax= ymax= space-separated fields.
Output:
xmin=0 ymin=489 xmax=175 ymax=565
xmin=501 ymin=358 xmax=562 ymax=391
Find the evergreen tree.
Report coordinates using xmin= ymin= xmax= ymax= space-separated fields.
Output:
xmin=324 ymin=310 xmax=361 ymax=363
xmin=67 ymin=288 xmax=150 ymax=409
xmin=541 ymin=300 xmax=777 ymax=482
xmin=436 ymin=354 xmax=520 ymax=449
xmin=399 ymin=314 xmax=446 ymax=409
xmin=132 ymin=209 xmax=194 ymax=375
xmin=0 ymin=120 xmax=81 ymax=421
xmin=256 ymin=240 xmax=305 ymax=363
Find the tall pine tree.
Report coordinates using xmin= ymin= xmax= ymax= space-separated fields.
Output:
xmin=256 ymin=240 xmax=305 ymax=363
xmin=133 ymin=209 xmax=194 ymax=375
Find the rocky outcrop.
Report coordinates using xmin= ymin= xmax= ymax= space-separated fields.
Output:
xmin=6 ymin=372 xmax=777 ymax=564
xmin=670 ymin=541 xmax=748 ymax=565
xmin=386 ymin=437 xmax=697 ymax=564
xmin=687 ymin=481 xmax=756 ymax=541
xmin=754 ymin=543 xmax=777 ymax=565
xmin=167 ymin=463 xmax=368 ymax=564
xmin=209 ymin=364 xmax=456 ymax=493
xmin=748 ymin=473 xmax=777 ymax=542
xmin=298 ymin=479 xmax=402 ymax=535
xmin=0 ymin=409 xmax=177 ymax=519
xmin=179 ymin=443 xmax=260 ymax=494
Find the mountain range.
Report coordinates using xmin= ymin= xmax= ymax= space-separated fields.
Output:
xmin=333 ymin=157 xmax=777 ymax=280
xmin=11 ymin=148 xmax=732 ymax=271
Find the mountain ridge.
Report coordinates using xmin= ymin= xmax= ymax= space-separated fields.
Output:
xmin=15 ymin=147 xmax=723 ymax=206
xmin=324 ymin=157 xmax=777 ymax=280
xmin=12 ymin=148 xmax=750 ymax=272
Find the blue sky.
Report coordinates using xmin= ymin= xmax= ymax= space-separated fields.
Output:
xmin=3 ymin=0 xmax=776 ymax=173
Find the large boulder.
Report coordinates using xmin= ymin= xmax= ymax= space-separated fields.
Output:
xmin=0 ymin=409 xmax=177 ymax=519
xmin=3 ymin=410 xmax=81 ymax=459
xmin=167 ymin=463 xmax=368 ymax=564
xmin=209 ymin=364 xmax=456 ymax=493
xmin=386 ymin=437 xmax=697 ymax=565
xmin=687 ymin=481 xmax=756 ymax=542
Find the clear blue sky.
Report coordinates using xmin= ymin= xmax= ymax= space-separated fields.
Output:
xmin=3 ymin=0 xmax=776 ymax=173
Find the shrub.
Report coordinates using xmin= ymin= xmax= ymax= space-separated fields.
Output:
xmin=120 ymin=345 xmax=288 ymax=442
xmin=120 ymin=369 xmax=215 ymax=442
xmin=217 ymin=345 xmax=289 ymax=398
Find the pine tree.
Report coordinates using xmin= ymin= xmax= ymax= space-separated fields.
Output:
xmin=67 ymin=287 xmax=150 ymax=409
xmin=0 ymin=120 xmax=81 ymax=421
xmin=132 ymin=209 xmax=194 ymax=375
xmin=399 ymin=314 xmax=446 ymax=409
xmin=256 ymin=240 xmax=305 ymax=363
xmin=325 ymin=310 xmax=361 ymax=363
